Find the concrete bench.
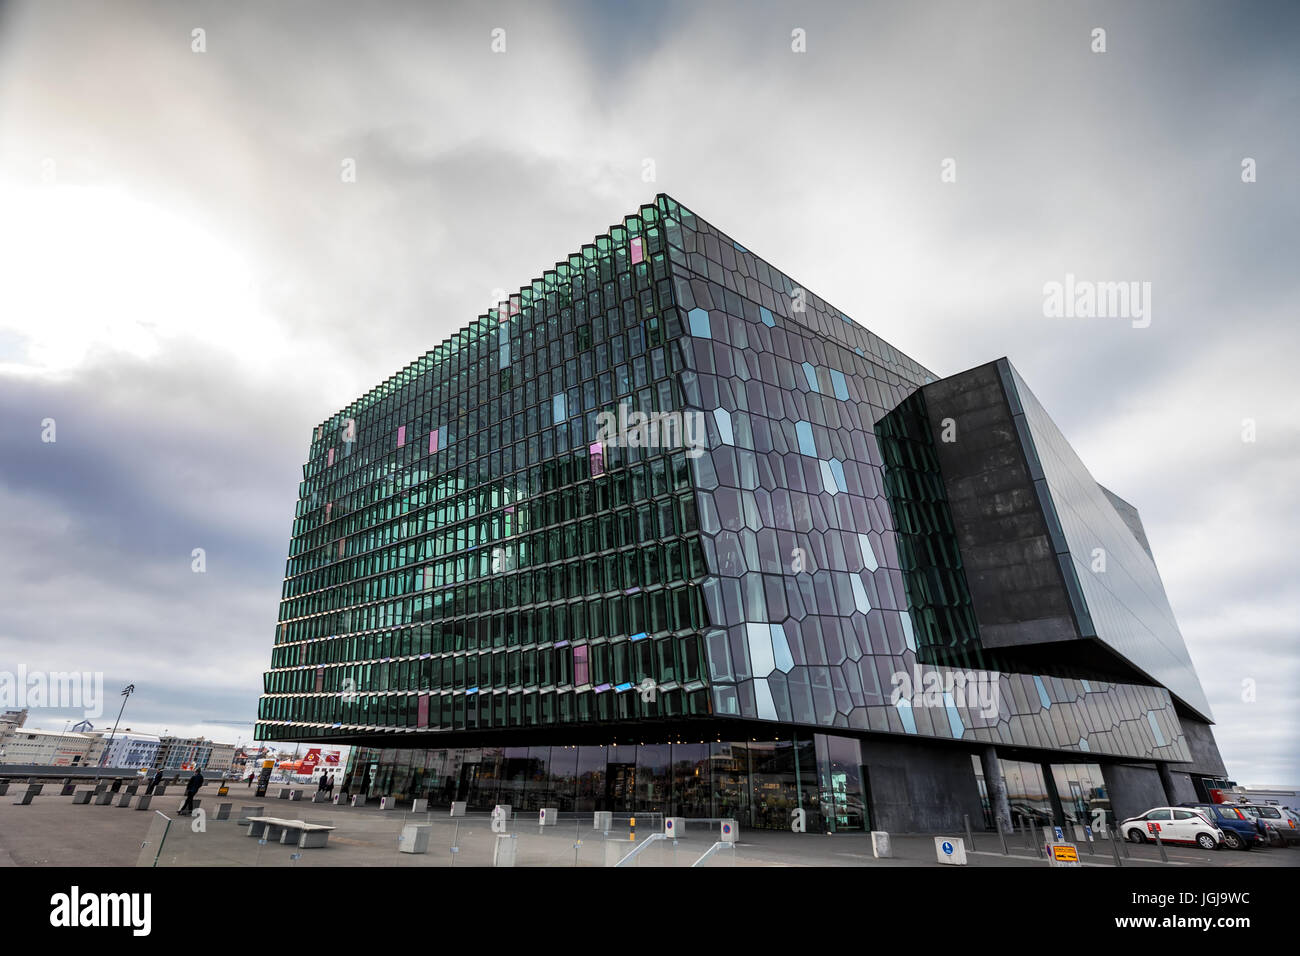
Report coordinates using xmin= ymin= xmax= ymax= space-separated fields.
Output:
xmin=245 ymin=816 xmax=335 ymax=848
xmin=60 ymin=781 xmax=77 ymax=796
xmin=12 ymin=786 xmax=41 ymax=806
xmin=215 ymin=803 xmax=233 ymax=821
xmin=95 ymin=792 xmax=114 ymax=805
xmin=72 ymin=790 xmax=94 ymax=805
xmin=134 ymin=796 xmax=153 ymax=811
xmin=117 ymin=792 xmax=133 ymax=807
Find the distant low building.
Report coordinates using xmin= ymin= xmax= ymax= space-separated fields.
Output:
xmin=153 ymin=735 xmax=237 ymax=773
xmin=0 ymin=727 xmax=95 ymax=767
xmin=205 ymin=742 xmax=237 ymax=774
xmin=94 ymin=731 xmax=161 ymax=770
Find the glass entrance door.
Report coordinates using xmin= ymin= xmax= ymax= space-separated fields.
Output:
xmin=606 ymin=763 xmax=636 ymax=812
xmin=457 ymin=762 xmax=479 ymax=802
xmin=815 ymin=734 xmax=868 ymax=832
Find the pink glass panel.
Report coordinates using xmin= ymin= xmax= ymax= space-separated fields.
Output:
xmin=630 ymin=236 xmax=644 ymax=264
xmin=573 ymin=645 xmax=588 ymax=685
xmin=397 ymin=425 xmax=406 ymax=448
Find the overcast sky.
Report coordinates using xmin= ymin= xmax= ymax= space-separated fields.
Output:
xmin=0 ymin=1 xmax=1295 ymax=783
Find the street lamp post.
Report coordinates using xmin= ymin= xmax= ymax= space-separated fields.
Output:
xmin=99 ymin=684 xmax=135 ymax=768
xmin=59 ymin=719 xmax=70 ymax=768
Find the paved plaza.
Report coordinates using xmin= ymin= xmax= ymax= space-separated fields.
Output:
xmin=1 ymin=781 xmax=1295 ymax=868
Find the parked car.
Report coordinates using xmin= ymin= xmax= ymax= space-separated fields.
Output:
xmin=1179 ymin=803 xmax=1261 ymax=850
xmin=1234 ymin=804 xmax=1300 ymax=846
xmin=1119 ymin=807 xmax=1223 ymax=849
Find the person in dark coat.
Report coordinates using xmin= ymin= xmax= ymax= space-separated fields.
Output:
xmin=179 ymin=768 xmax=204 ymax=816
xmin=148 ymin=769 xmax=164 ymax=795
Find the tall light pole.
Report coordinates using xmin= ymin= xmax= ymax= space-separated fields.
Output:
xmin=99 ymin=684 xmax=135 ymax=768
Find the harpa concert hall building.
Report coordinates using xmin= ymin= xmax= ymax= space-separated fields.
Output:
xmin=257 ymin=195 xmax=1228 ymax=834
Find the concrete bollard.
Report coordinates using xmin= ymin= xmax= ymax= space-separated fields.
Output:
xmin=665 ymin=817 xmax=685 ymax=839
xmin=134 ymin=795 xmax=153 ymax=811
xmin=117 ymin=792 xmax=133 ymax=807
xmin=935 ymin=837 xmax=968 ymax=865
xmin=400 ymin=823 xmax=432 ymax=854
xmin=871 ymin=831 xmax=892 ymax=858
xmin=449 ymin=801 xmax=467 ymax=817
xmin=540 ymin=807 xmax=558 ymax=826
xmin=493 ymin=833 xmax=518 ymax=867
xmin=719 ymin=819 xmax=738 ymax=844
xmin=412 ymin=798 xmax=428 ymax=813
xmin=593 ymin=810 xmax=612 ymax=831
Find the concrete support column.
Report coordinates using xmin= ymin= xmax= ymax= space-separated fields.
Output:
xmin=1155 ymin=762 xmax=1179 ymax=806
xmin=979 ymin=746 xmax=1013 ymax=833
xmin=1041 ymin=762 xmax=1066 ymax=829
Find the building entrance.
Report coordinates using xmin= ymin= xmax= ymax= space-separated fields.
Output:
xmin=606 ymin=762 xmax=635 ymax=812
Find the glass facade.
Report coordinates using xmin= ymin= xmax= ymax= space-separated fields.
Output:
xmin=971 ymin=756 xmax=1110 ymax=830
xmin=1006 ymin=364 xmax=1213 ymax=720
xmin=257 ymin=193 xmax=1221 ymax=824
xmin=261 ymin=199 xmax=712 ymax=740
xmin=340 ymin=732 xmax=858 ymax=832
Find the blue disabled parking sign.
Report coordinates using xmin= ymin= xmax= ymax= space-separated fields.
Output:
xmin=1054 ymin=826 xmax=1063 ymax=841
xmin=942 ymin=841 xmax=953 ymax=855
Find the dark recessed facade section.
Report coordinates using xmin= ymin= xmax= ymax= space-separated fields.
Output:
xmin=919 ymin=361 xmax=1079 ymax=648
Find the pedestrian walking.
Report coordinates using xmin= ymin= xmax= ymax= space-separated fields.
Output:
xmin=179 ymin=767 xmax=204 ymax=816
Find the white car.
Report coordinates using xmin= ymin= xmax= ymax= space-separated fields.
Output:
xmin=1119 ymin=807 xmax=1223 ymax=850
